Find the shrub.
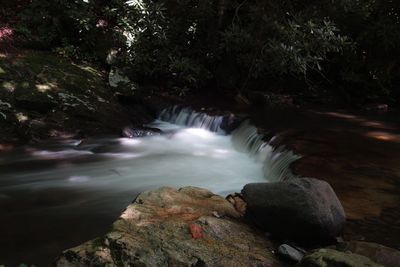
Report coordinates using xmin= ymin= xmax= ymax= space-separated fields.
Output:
xmin=17 ymin=0 xmax=400 ymax=103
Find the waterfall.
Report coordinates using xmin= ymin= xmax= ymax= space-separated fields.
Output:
xmin=157 ymin=106 xmax=301 ymax=182
xmin=231 ymin=120 xmax=300 ymax=181
xmin=158 ymin=106 xmax=226 ymax=133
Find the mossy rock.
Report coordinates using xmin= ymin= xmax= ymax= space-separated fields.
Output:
xmin=335 ymin=241 xmax=400 ymax=267
xmin=0 ymin=51 xmax=108 ymax=96
xmin=14 ymin=86 xmax=57 ymax=113
xmin=300 ymin=248 xmax=383 ymax=267
xmin=0 ymin=50 xmax=140 ymax=142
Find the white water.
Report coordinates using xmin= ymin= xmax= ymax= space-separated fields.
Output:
xmin=0 ymin=106 xmax=300 ymax=265
xmin=0 ymin=107 xmax=300 ymax=205
xmin=0 ymin=109 xmax=297 ymax=197
xmin=1 ymin=123 xmax=265 ymax=197
xmin=158 ymin=106 xmax=225 ymax=133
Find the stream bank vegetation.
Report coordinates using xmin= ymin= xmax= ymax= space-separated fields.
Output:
xmin=10 ymin=0 xmax=400 ymax=107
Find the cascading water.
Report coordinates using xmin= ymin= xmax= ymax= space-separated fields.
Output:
xmin=230 ymin=120 xmax=300 ymax=181
xmin=157 ymin=106 xmax=301 ymax=182
xmin=0 ymin=105 xmax=299 ymax=265
xmin=157 ymin=106 xmax=226 ymax=133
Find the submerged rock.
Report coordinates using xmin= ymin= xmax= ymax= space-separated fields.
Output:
xmin=56 ymin=187 xmax=284 ymax=267
xmin=300 ymin=248 xmax=383 ymax=267
xmin=242 ymin=178 xmax=346 ymax=244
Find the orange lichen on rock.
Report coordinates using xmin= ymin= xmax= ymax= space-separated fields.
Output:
xmin=189 ymin=223 xmax=204 ymax=239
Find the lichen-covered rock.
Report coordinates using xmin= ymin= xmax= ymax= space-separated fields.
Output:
xmin=56 ymin=187 xmax=284 ymax=267
xmin=335 ymin=241 xmax=400 ymax=267
xmin=242 ymin=178 xmax=346 ymax=244
xmin=300 ymin=248 xmax=383 ymax=267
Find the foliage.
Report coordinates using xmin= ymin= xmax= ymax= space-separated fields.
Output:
xmin=17 ymin=0 xmax=136 ymax=61
xmin=17 ymin=0 xmax=400 ymax=104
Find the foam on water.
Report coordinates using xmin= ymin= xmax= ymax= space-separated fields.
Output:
xmin=0 ymin=106 xmax=299 ymax=197
xmin=0 ymin=124 xmax=266 ymax=196
xmin=0 ymin=105 xmax=301 ymax=265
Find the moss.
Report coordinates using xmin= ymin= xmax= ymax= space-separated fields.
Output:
xmin=90 ymin=237 xmax=105 ymax=249
xmin=0 ymin=50 xmax=111 ymax=111
xmin=300 ymin=249 xmax=383 ymax=267
xmin=0 ymin=49 xmax=147 ymax=143
xmin=1 ymin=51 xmax=106 ymax=97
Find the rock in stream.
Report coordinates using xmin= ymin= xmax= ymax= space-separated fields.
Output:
xmin=56 ymin=187 xmax=284 ymax=267
xmin=242 ymin=178 xmax=346 ymax=244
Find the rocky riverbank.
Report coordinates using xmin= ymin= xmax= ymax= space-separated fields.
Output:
xmin=55 ymin=182 xmax=400 ymax=267
xmin=0 ymin=50 xmax=156 ymax=146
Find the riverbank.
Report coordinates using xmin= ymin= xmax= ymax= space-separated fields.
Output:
xmin=0 ymin=50 xmax=155 ymax=147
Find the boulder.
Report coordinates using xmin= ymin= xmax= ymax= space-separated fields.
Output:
xmin=300 ymin=248 xmax=383 ymax=267
xmin=242 ymin=178 xmax=346 ymax=244
xmin=335 ymin=241 xmax=400 ymax=267
xmin=56 ymin=187 xmax=284 ymax=267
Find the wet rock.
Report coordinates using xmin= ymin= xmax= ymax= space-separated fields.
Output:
xmin=242 ymin=178 xmax=346 ymax=244
xmin=300 ymin=248 xmax=383 ymax=267
xmin=220 ymin=113 xmax=246 ymax=134
xmin=277 ymin=244 xmax=304 ymax=262
xmin=56 ymin=187 xmax=284 ymax=267
xmin=121 ymin=126 xmax=162 ymax=138
xmin=334 ymin=241 xmax=400 ymax=267
xmin=226 ymin=193 xmax=247 ymax=216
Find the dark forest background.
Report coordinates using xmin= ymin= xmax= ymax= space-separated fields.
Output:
xmin=4 ymin=0 xmax=400 ymax=106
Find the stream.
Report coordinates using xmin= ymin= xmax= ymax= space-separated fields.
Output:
xmin=0 ymin=107 xmax=298 ymax=266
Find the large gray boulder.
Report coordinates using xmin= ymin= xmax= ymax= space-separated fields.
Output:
xmin=56 ymin=187 xmax=284 ymax=267
xmin=242 ymin=178 xmax=346 ymax=243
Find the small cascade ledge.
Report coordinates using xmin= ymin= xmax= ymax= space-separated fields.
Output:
xmin=155 ymin=105 xmax=301 ymax=182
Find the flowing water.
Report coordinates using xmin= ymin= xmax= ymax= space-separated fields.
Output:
xmin=0 ymin=107 xmax=299 ymax=265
